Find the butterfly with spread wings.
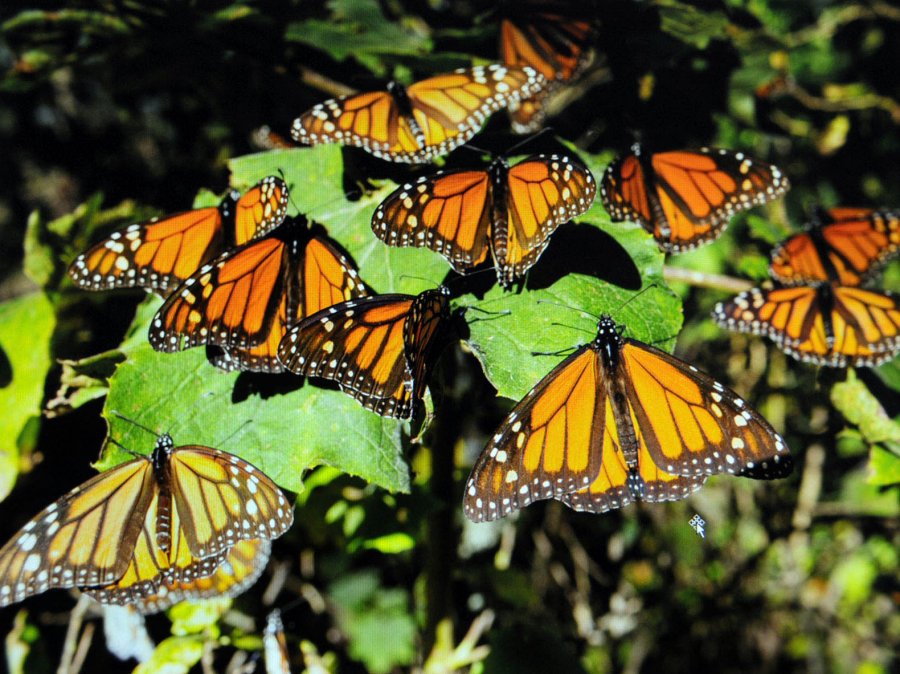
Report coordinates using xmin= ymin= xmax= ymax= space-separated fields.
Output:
xmin=277 ymin=287 xmax=451 ymax=420
xmin=68 ymin=176 xmax=289 ymax=296
xmin=464 ymin=315 xmax=792 ymax=522
xmin=0 ymin=434 xmax=292 ymax=607
xmin=713 ymin=284 xmax=900 ymax=368
xmin=290 ymin=65 xmax=546 ymax=164
xmin=499 ymin=4 xmax=596 ymax=133
xmin=149 ymin=215 xmax=368 ymax=373
xmin=770 ymin=206 xmax=900 ymax=286
xmin=372 ymin=154 xmax=595 ymax=288
xmin=600 ymin=145 xmax=790 ymax=252
xmin=122 ymin=538 xmax=271 ymax=614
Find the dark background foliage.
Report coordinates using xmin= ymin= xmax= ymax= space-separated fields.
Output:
xmin=0 ymin=1 xmax=898 ymax=672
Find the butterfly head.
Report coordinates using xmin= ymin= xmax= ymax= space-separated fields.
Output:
xmin=150 ymin=433 xmax=176 ymax=474
xmin=218 ymin=190 xmax=241 ymax=219
xmin=593 ymin=314 xmax=625 ymax=367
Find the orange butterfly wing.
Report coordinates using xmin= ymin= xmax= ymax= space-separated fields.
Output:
xmin=713 ymin=285 xmax=900 ymax=367
xmin=81 ymin=492 xmax=228 ymax=607
xmin=291 ymin=65 xmax=545 ymax=163
xmin=278 ymin=288 xmax=450 ymax=420
xmin=69 ymin=177 xmax=289 ymax=296
xmin=601 ymin=146 xmax=789 ymax=252
xmin=127 ymin=539 xmax=271 ymax=614
xmin=372 ymin=154 xmax=595 ymax=287
xmin=770 ymin=207 xmax=900 ymax=286
xmin=501 ymin=154 xmax=597 ymax=284
xmin=372 ymin=169 xmax=494 ymax=274
xmin=561 ymin=398 xmax=706 ymax=514
xmin=233 ymin=176 xmax=290 ymax=246
xmin=500 ymin=15 xmax=594 ymax=133
xmin=0 ymin=459 xmax=154 ymax=606
xmin=209 ymin=235 xmax=368 ymax=373
xmin=464 ymin=316 xmax=791 ymax=522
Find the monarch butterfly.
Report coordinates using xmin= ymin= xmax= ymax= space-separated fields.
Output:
xmin=68 ymin=176 xmax=289 ymax=295
xmin=712 ymin=284 xmax=900 ymax=368
xmin=499 ymin=6 xmax=595 ymax=133
xmin=264 ymin=609 xmax=291 ymax=674
xmin=600 ymin=145 xmax=790 ymax=252
xmin=0 ymin=434 xmax=292 ymax=607
xmin=464 ymin=315 xmax=792 ymax=522
xmin=290 ymin=65 xmax=546 ymax=164
xmin=371 ymin=154 xmax=595 ymax=288
xmin=118 ymin=539 xmax=271 ymax=614
xmin=277 ymin=287 xmax=452 ymax=420
xmin=769 ymin=206 xmax=900 ymax=286
xmin=149 ymin=215 xmax=368 ymax=373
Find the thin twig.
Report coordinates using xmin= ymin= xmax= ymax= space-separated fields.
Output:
xmin=663 ymin=266 xmax=754 ymax=293
xmin=57 ymin=595 xmax=91 ymax=674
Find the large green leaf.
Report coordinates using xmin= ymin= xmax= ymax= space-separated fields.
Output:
xmin=99 ymin=298 xmax=408 ymax=494
xmin=0 ymin=292 xmax=56 ymax=501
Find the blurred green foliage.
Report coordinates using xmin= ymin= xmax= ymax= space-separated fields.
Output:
xmin=0 ymin=0 xmax=898 ymax=673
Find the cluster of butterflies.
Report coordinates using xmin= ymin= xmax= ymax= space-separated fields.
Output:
xmin=2 ymin=2 xmax=895 ymax=629
xmin=714 ymin=206 xmax=900 ymax=367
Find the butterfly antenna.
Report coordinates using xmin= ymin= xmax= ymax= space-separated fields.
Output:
xmin=215 ymin=419 xmax=253 ymax=449
xmin=616 ymin=283 xmax=659 ymax=313
xmin=105 ymin=435 xmax=144 ymax=460
xmin=399 ymin=273 xmax=440 ymax=287
xmin=503 ymin=127 xmax=554 ymax=157
xmin=109 ymin=411 xmax=160 ymax=439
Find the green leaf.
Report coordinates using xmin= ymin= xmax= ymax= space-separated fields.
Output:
xmin=868 ymin=446 xmax=900 ymax=487
xmin=655 ymin=0 xmax=731 ymax=50
xmin=168 ymin=598 xmax=230 ymax=637
xmin=44 ymin=349 xmax=125 ymax=417
xmin=134 ymin=636 xmax=204 ymax=674
xmin=328 ymin=570 xmax=416 ymax=674
xmin=99 ymin=297 xmax=409 ymax=494
xmin=359 ymin=532 xmax=416 ymax=554
xmin=229 ymin=146 xmax=449 ymax=295
xmin=0 ymin=292 xmax=56 ymax=501
xmin=284 ymin=0 xmax=431 ymax=74
xmin=831 ymin=371 xmax=900 ymax=445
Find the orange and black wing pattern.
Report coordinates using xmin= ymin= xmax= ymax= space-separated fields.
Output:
xmin=372 ymin=154 xmax=595 ymax=287
xmin=68 ymin=177 xmax=288 ymax=296
xmin=128 ymin=539 xmax=272 ymax=614
xmin=208 ymin=235 xmax=368 ymax=373
xmin=499 ymin=154 xmax=596 ymax=285
xmin=0 ymin=458 xmax=154 ymax=606
xmin=464 ymin=315 xmax=791 ymax=522
xmin=278 ymin=287 xmax=451 ymax=420
xmin=770 ymin=207 xmax=900 ymax=286
xmin=713 ymin=284 xmax=900 ymax=367
xmin=81 ymin=490 xmax=228 ymax=607
xmin=600 ymin=145 xmax=789 ymax=252
xmin=500 ymin=12 xmax=594 ymax=133
xmin=291 ymin=65 xmax=545 ymax=164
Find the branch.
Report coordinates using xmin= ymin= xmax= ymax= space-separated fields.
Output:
xmin=663 ymin=266 xmax=754 ymax=293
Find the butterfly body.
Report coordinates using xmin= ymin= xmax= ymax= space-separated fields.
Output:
xmin=0 ymin=434 xmax=292 ymax=607
xmin=372 ymin=154 xmax=595 ymax=287
xmin=291 ymin=65 xmax=546 ymax=164
xmin=600 ymin=145 xmax=789 ymax=252
xmin=69 ymin=177 xmax=289 ymax=295
xmin=770 ymin=206 xmax=900 ymax=286
xmin=278 ymin=287 xmax=451 ymax=419
xmin=713 ymin=284 xmax=900 ymax=367
xmin=464 ymin=315 xmax=791 ymax=522
xmin=150 ymin=215 xmax=367 ymax=372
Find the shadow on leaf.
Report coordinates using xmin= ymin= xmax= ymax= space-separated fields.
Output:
xmin=526 ymin=222 xmax=641 ymax=291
